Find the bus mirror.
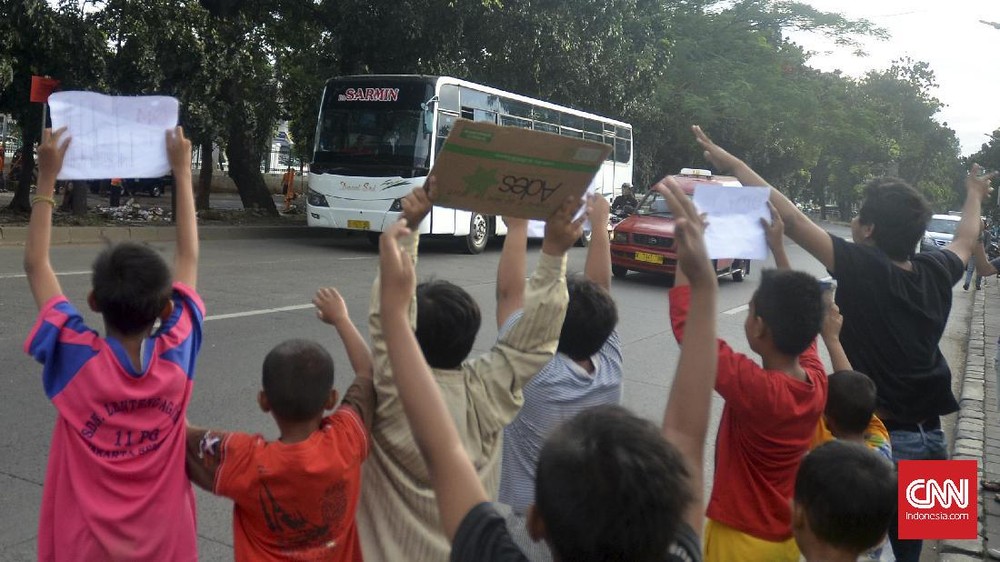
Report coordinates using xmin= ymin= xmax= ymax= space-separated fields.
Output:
xmin=420 ymin=95 xmax=439 ymax=112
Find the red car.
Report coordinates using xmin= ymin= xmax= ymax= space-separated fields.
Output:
xmin=610 ymin=169 xmax=751 ymax=281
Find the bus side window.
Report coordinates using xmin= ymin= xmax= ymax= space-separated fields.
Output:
xmin=436 ymin=112 xmax=458 ymax=155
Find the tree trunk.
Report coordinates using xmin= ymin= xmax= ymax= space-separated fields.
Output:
xmin=8 ymin=143 xmax=37 ymax=213
xmin=70 ymin=181 xmax=89 ymax=216
xmin=225 ymin=125 xmax=277 ymax=215
xmin=196 ymin=140 xmax=213 ymax=210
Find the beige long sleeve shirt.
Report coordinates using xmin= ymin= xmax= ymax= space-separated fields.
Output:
xmin=356 ymin=232 xmax=568 ymax=562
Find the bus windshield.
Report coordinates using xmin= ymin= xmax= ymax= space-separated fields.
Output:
xmin=314 ymin=81 xmax=434 ymax=172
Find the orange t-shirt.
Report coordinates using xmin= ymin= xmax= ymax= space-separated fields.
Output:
xmin=214 ymin=407 xmax=369 ymax=561
xmin=282 ymin=170 xmax=295 ymax=191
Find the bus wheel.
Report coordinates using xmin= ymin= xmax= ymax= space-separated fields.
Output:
xmin=464 ymin=213 xmax=490 ymax=254
xmin=367 ymin=232 xmax=381 ymax=247
xmin=575 ymin=229 xmax=592 ymax=247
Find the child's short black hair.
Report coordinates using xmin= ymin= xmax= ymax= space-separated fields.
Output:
xmin=858 ymin=178 xmax=931 ymax=261
xmin=557 ymin=276 xmax=618 ymax=361
xmin=415 ymin=280 xmax=481 ymax=369
xmin=752 ymin=269 xmax=824 ymax=356
xmin=91 ymin=242 xmax=172 ymax=335
xmin=535 ymin=405 xmax=692 ymax=561
xmin=795 ymin=440 xmax=896 ymax=554
xmin=262 ymin=339 xmax=335 ymax=421
xmin=826 ymin=370 xmax=878 ymax=435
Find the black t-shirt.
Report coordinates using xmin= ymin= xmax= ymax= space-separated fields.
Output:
xmin=830 ymin=234 xmax=965 ymax=421
xmin=450 ymin=502 xmax=702 ymax=562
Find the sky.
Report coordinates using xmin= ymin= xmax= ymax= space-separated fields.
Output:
xmin=789 ymin=0 xmax=1000 ymax=156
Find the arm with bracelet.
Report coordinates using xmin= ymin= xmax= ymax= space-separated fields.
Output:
xmin=24 ymin=128 xmax=71 ymax=309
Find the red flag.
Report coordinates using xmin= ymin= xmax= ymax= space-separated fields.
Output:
xmin=30 ymin=76 xmax=60 ymax=103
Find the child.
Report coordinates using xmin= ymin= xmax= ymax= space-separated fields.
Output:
xmin=815 ymin=302 xmax=892 ymax=461
xmin=375 ymin=176 xmax=717 ymax=560
xmin=185 ymin=287 xmax=375 ymax=561
xmin=24 ymin=127 xmax=203 ymax=560
xmin=498 ymin=195 xmax=623 ymax=515
xmin=670 ymin=195 xmax=828 ymax=562
xmin=356 ymin=179 xmax=574 ymax=561
xmin=793 ymin=440 xmax=897 ymax=562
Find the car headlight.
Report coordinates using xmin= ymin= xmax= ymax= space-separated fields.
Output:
xmin=307 ymin=188 xmax=328 ymax=207
xmin=388 ymin=198 xmax=403 ymax=212
xmin=612 ymin=231 xmax=628 ymax=243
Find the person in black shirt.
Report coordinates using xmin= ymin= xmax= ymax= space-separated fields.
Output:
xmin=690 ymin=124 xmax=995 ymax=562
xmin=377 ymin=178 xmax=718 ymax=561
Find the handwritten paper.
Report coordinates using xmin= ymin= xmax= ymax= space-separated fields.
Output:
xmin=48 ymin=91 xmax=179 ymax=180
xmin=693 ymin=184 xmax=771 ymax=260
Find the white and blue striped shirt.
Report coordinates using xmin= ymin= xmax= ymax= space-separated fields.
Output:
xmin=498 ymin=328 xmax=623 ymax=513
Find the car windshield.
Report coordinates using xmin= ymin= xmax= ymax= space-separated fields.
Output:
xmin=927 ymin=218 xmax=959 ymax=235
xmin=636 ymin=191 xmax=691 ymax=217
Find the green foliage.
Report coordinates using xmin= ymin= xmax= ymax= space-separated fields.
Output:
xmin=0 ymin=0 xmax=979 ymax=218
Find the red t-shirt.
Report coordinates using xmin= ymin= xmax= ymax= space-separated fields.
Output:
xmin=213 ymin=407 xmax=369 ymax=561
xmin=669 ymin=286 xmax=827 ymax=541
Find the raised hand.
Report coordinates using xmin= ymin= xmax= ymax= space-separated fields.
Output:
xmin=313 ymin=287 xmax=350 ymax=326
xmin=37 ymin=127 xmax=71 ymax=187
xmin=652 ymin=176 xmax=713 ymax=286
xmin=761 ymin=201 xmax=784 ymax=252
xmin=966 ymin=163 xmax=997 ymax=201
xmin=402 ymin=176 xmax=437 ymax=229
xmin=587 ymin=192 xmax=611 ymax=231
xmin=542 ymin=195 xmax=588 ymax=256
xmin=692 ymin=125 xmax=743 ymax=174
xmin=821 ymin=301 xmax=843 ymax=342
xmin=166 ymin=126 xmax=192 ymax=176
xmin=379 ymin=219 xmax=417 ymax=315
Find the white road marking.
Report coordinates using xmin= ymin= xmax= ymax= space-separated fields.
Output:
xmin=0 ymin=270 xmax=90 ymax=280
xmin=722 ymin=304 xmax=749 ymax=315
xmin=205 ymin=304 xmax=314 ymax=322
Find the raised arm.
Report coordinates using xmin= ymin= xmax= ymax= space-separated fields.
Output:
xmin=24 ymin=128 xmax=70 ymax=309
xmin=821 ymin=302 xmax=852 ymax=372
xmin=659 ymin=179 xmax=718 ymax=537
xmin=496 ymin=216 xmax=528 ymax=329
xmin=369 ymin=181 xmax=430 ymax=386
xmin=763 ymin=201 xmax=789 ymax=269
xmin=944 ymin=164 xmax=996 ymax=264
xmin=168 ymin=127 xmax=198 ymax=289
xmin=379 ymin=219 xmax=487 ymax=541
xmin=584 ymin=193 xmax=612 ymax=291
xmin=471 ymin=196 xmax=581 ymax=423
xmin=973 ymin=239 xmax=999 ymax=276
xmin=692 ymin=125 xmax=834 ymax=270
xmin=314 ymin=287 xmax=376 ymax=429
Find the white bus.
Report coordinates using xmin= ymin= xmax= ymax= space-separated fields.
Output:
xmin=306 ymin=75 xmax=633 ymax=253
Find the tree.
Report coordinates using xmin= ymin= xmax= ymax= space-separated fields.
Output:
xmin=0 ymin=0 xmax=106 ymax=212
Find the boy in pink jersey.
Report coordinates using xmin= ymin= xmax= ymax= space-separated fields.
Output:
xmin=24 ymin=126 xmax=202 ymax=561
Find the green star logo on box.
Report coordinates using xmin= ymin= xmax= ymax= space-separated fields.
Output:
xmin=462 ymin=166 xmax=498 ymax=196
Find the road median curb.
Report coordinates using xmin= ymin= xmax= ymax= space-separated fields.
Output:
xmin=0 ymin=225 xmax=324 ymax=246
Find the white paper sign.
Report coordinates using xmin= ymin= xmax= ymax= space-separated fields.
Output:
xmin=693 ymin=184 xmax=771 ymax=260
xmin=48 ymin=91 xmax=179 ymax=180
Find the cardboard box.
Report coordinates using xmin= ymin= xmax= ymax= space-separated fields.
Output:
xmin=429 ymin=120 xmax=611 ymax=220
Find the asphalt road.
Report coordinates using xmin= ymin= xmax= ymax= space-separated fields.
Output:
xmin=1 ymin=223 xmax=854 ymax=559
